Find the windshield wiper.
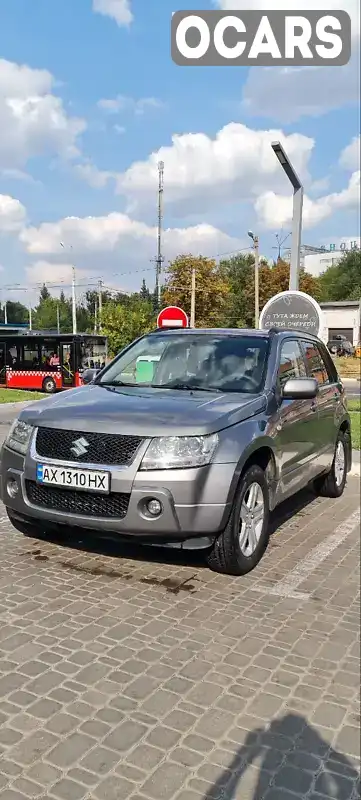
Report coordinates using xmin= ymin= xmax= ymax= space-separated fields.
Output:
xmin=98 ymin=381 xmax=141 ymax=388
xmin=152 ymin=382 xmax=222 ymax=393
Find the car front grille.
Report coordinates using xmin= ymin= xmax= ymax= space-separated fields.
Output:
xmin=25 ymin=481 xmax=130 ymax=519
xmin=35 ymin=427 xmax=143 ymax=466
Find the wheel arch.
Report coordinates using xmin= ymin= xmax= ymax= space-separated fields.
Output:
xmin=339 ymin=417 xmax=352 ymax=472
xmin=227 ymin=438 xmax=279 ymax=512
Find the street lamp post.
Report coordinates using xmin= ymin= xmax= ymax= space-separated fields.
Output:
xmin=248 ymin=231 xmax=259 ymax=328
xmin=271 ymin=142 xmax=304 ymax=291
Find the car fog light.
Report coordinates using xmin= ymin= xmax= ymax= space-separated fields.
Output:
xmin=7 ymin=479 xmax=19 ymax=498
xmin=147 ymin=499 xmax=162 ymax=517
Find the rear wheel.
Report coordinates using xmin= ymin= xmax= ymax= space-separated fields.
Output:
xmin=206 ymin=464 xmax=270 ymax=576
xmin=314 ymin=431 xmax=347 ymax=498
xmin=42 ymin=376 xmax=56 ymax=394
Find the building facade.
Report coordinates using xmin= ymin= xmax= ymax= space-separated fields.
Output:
xmin=304 ymin=238 xmax=360 ymax=277
xmin=319 ymin=301 xmax=361 ymax=346
xmin=283 ymin=237 xmax=360 ymax=277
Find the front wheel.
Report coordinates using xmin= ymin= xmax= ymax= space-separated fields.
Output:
xmin=206 ymin=464 xmax=270 ymax=576
xmin=314 ymin=431 xmax=347 ymax=498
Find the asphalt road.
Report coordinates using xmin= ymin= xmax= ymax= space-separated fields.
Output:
xmin=343 ymin=379 xmax=361 ymax=399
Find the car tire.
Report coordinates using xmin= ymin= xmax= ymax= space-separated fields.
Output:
xmin=42 ymin=376 xmax=56 ymax=394
xmin=206 ymin=464 xmax=270 ymax=576
xmin=314 ymin=431 xmax=347 ymax=499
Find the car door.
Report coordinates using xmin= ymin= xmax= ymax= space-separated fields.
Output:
xmin=301 ymin=339 xmax=340 ymax=472
xmin=272 ymin=338 xmax=320 ymax=499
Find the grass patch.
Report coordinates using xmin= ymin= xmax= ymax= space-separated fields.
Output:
xmin=334 ymin=357 xmax=361 ymax=379
xmin=0 ymin=389 xmax=46 ymax=404
xmin=349 ymin=399 xmax=360 ymax=450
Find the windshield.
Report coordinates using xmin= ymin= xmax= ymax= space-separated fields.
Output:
xmin=98 ymin=333 xmax=269 ymax=394
xmin=81 ymin=338 xmax=107 ymax=370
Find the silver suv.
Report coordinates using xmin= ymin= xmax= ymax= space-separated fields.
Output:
xmin=0 ymin=328 xmax=351 ymax=576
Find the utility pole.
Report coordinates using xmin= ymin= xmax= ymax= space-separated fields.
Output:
xmin=94 ymin=297 xmax=98 ymax=335
xmin=248 ymin=231 xmax=260 ymax=328
xmin=71 ymin=265 xmax=77 ymax=335
xmin=4 ymin=301 xmax=7 ymax=325
xmin=98 ymin=280 xmax=103 ymax=332
xmin=60 ymin=241 xmax=77 ymax=332
xmin=273 ymin=232 xmax=290 ymax=261
xmin=190 ymin=268 xmax=196 ymax=327
xmin=155 ymin=160 xmax=164 ymax=309
xmin=29 ymin=305 xmax=32 ymax=331
xmin=57 ymin=304 xmax=60 ymax=335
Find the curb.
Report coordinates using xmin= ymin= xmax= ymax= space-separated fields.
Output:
xmin=350 ymin=449 xmax=360 ymax=477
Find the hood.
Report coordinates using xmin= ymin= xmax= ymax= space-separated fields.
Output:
xmin=21 ymin=384 xmax=266 ymax=437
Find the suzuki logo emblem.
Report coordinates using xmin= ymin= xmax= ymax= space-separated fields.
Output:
xmin=70 ymin=437 xmax=89 ymax=457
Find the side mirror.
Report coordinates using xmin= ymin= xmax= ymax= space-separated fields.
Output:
xmin=82 ymin=368 xmax=99 ymax=385
xmin=282 ymin=377 xmax=318 ymax=400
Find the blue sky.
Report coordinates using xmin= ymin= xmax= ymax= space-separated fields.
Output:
xmin=0 ymin=0 xmax=359 ymax=306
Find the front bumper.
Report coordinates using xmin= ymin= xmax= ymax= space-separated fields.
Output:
xmin=0 ymin=443 xmax=236 ymax=543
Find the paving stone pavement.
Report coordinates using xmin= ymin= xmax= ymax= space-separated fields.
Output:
xmin=0 ymin=479 xmax=359 ymax=800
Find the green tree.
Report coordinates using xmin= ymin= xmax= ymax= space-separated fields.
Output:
xmin=33 ymin=297 xmax=64 ymax=331
xmin=220 ymin=254 xmax=321 ymax=328
xmin=163 ymin=254 xmax=228 ymax=327
xmin=318 ymin=249 xmax=361 ymax=301
xmin=0 ymin=300 xmax=29 ymax=324
xmin=100 ymin=298 xmax=154 ymax=356
xmin=39 ymin=284 xmax=51 ymax=302
xmin=139 ymin=279 xmax=150 ymax=301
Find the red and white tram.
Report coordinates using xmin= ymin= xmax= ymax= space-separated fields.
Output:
xmin=0 ymin=332 xmax=107 ymax=393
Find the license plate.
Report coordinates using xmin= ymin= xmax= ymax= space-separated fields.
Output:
xmin=36 ymin=464 xmax=110 ymax=493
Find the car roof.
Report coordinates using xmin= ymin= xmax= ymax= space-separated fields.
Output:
xmin=150 ymin=327 xmax=323 ymax=343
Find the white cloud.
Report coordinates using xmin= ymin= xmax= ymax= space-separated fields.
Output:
xmin=255 ymin=170 xmax=360 ymax=229
xmin=92 ymin=0 xmax=132 ymax=26
xmin=241 ymin=58 xmax=359 ymax=123
xmin=74 ymin=162 xmax=115 ymax=189
xmin=216 ymin=0 xmax=360 ymax=122
xmin=216 ymin=0 xmax=359 ymax=36
xmin=1 ymin=168 xmax=37 ymax=183
xmin=339 ymin=135 xmax=361 ymax=171
xmin=20 ymin=212 xmax=246 ymax=288
xmin=115 ymin=122 xmax=314 ymax=215
xmin=0 ymin=193 xmax=27 ymax=233
xmin=98 ymin=95 xmax=163 ymax=115
xmin=0 ymin=59 xmax=85 ymax=170
xmin=25 ymin=261 xmax=94 ymax=288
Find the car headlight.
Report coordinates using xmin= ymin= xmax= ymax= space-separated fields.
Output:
xmin=140 ymin=433 xmax=219 ymax=470
xmin=6 ymin=419 xmax=34 ymax=455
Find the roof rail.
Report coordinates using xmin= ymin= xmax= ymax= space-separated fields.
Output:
xmin=150 ymin=326 xmax=189 ymax=333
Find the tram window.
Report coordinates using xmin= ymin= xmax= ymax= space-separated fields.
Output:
xmin=41 ymin=343 xmax=59 ymax=367
xmin=23 ymin=344 xmax=40 ymax=369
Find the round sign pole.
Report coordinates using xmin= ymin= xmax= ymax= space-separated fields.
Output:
xmin=259 ymin=290 xmax=323 ymax=338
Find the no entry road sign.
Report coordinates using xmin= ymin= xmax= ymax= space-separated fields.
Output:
xmin=157 ymin=306 xmax=189 ymax=328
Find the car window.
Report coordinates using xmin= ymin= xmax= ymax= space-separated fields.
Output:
xmin=302 ymin=342 xmax=329 ymax=385
xmin=277 ymin=340 xmax=306 ymax=388
xmin=98 ymin=333 xmax=270 ymax=393
xmin=318 ymin=343 xmax=338 ymax=383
